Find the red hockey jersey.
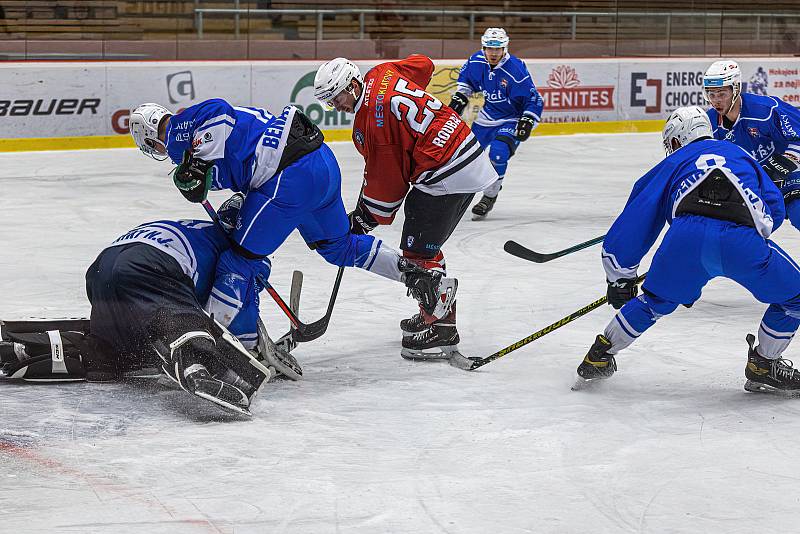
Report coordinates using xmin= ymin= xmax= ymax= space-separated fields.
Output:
xmin=352 ymin=55 xmax=490 ymax=224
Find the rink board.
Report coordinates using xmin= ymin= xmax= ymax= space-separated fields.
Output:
xmin=0 ymin=57 xmax=797 ymax=151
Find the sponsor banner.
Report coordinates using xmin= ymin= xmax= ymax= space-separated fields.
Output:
xmin=528 ymin=61 xmax=618 ymax=124
xmin=619 ymin=59 xmax=800 ymax=120
xmin=0 ymin=64 xmax=106 ymax=137
xmin=1 ymin=58 xmax=800 ymax=142
xmin=106 ymin=64 xmax=251 ymax=135
xmin=621 ymin=61 xmax=713 ymax=119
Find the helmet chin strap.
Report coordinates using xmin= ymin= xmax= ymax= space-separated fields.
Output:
xmin=723 ymin=85 xmax=742 ymax=118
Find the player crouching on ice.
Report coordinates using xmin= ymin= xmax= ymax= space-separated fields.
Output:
xmin=703 ymin=59 xmax=800 ymax=231
xmin=574 ymin=106 xmax=800 ymax=396
xmin=0 ymin=210 xmax=286 ymax=417
xmin=449 ymin=28 xmax=544 ymax=219
xmin=314 ymin=55 xmax=498 ymax=359
xmin=128 ymin=100 xmax=456 ymax=361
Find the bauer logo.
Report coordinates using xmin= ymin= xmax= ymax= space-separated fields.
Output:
xmin=0 ymin=98 xmax=100 ymax=117
xmin=166 ymin=71 xmax=195 ymax=104
xmin=537 ymin=65 xmax=614 ymax=111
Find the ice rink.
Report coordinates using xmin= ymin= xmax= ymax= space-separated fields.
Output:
xmin=2 ymin=133 xmax=800 ymax=533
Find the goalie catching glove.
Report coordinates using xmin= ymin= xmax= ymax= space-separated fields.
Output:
xmin=172 ymin=150 xmax=214 ymax=203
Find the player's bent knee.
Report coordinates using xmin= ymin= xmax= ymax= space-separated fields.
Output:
xmin=315 ymin=238 xmax=352 ymax=267
xmin=780 ymin=291 xmax=800 ymax=314
xmin=488 ymin=138 xmax=513 ymax=167
xmin=641 ymin=289 xmax=681 ymax=316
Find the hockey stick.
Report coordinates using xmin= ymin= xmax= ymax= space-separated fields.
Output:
xmin=504 ymin=235 xmax=606 ymax=263
xmin=201 ymin=199 xmax=343 ymax=343
xmin=450 ymin=274 xmax=646 ymax=371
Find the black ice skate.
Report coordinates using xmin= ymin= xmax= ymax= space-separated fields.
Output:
xmin=183 ymin=363 xmax=252 ymax=416
xmin=572 ymin=334 xmax=617 ymax=390
xmin=162 ymin=330 xmax=257 ymax=417
xmin=743 ymin=334 xmax=800 ymax=397
xmin=471 ymin=194 xmax=497 ymax=220
xmin=0 ymin=342 xmax=26 ymax=377
xmin=400 ymin=312 xmax=428 ymax=337
xmin=399 ymin=259 xmax=457 ymax=320
xmin=401 ymin=320 xmax=460 ymax=361
xmin=401 ymin=302 xmax=458 ymax=337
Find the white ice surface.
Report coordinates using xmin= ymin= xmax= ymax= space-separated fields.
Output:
xmin=2 ymin=134 xmax=800 ymax=533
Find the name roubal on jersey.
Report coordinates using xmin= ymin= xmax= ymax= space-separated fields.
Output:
xmin=432 ymin=112 xmax=463 ymax=148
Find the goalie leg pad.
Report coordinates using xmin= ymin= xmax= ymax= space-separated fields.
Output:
xmin=257 ymin=318 xmax=302 ymax=381
xmin=0 ymin=324 xmax=113 ymax=382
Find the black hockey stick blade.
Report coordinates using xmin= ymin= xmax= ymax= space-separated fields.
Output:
xmin=284 ymin=265 xmax=344 ymax=344
xmin=453 ymin=273 xmax=646 ymax=371
xmin=504 ymin=235 xmax=606 ymax=263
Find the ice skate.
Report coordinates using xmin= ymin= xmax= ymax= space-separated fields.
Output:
xmin=471 ymin=194 xmax=497 ymax=220
xmin=401 ymin=323 xmax=460 ymax=361
xmin=400 ymin=312 xmax=428 ymax=337
xmin=743 ymin=334 xmax=800 ymax=397
xmin=572 ymin=334 xmax=617 ymax=390
xmin=183 ymin=363 xmax=253 ymax=416
xmin=399 ymin=258 xmax=457 ymax=321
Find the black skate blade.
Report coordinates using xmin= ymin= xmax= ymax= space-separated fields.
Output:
xmin=744 ymin=380 xmax=800 ymax=398
xmin=471 ymin=213 xmax=487 ymax=221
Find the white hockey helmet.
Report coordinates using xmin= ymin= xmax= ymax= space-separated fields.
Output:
xmin=314 ymin=58 xmax=363 ymax=108
xmin=481 ymin=27 xmax=509 ymax=49
xmin=662 ymin=106 xmax=713 ymax=155
xmin=130 ymin=103 xmax=172 ymax=160
xmin=703 ymin=60 xmax=742 ymax=104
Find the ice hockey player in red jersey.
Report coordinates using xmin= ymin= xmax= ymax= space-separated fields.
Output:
xmin=314 ymin=55 xmax=497 ymax=360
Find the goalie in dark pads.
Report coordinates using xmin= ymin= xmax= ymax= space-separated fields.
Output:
xmin=0 ymin=197 xmax=292 ymax=416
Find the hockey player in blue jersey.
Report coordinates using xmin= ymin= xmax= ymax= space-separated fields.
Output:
xmin=128 ymin=99 xmax=458 ymax=359
xmin=703 ymin=59 xmax=800 ymax=231
xmin=449 ymin=27 xmax=544 ymax=218
xmin=573 ymin=106 xmax=800 ymax=395
xmin=0 ymin=207 xmax=284 ymax=416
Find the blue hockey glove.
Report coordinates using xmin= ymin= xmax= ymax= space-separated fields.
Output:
xmin=218 ymin=193 xmax=244 ymax=233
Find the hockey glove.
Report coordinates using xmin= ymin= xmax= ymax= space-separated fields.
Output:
xmin=448 ymin=92 xmax=469 ymax=116
xmin=515 ymin=115 xmax=537 ymax=142
xmin=172 ymin=150 xmax=213 ymax=203
xmin=786 ymin=189 xmax=800 ymax=203
xmin=607 ymin=278 xmax=639 ymax=309
xmin=348 ymin=202 xmax=378 ymax=235
xmin=761 ymin=153 xmax=799 ymax=189
xmin=218 ymin=192 xmax=244 ymax=233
